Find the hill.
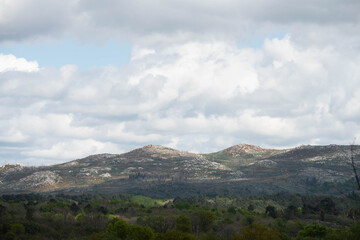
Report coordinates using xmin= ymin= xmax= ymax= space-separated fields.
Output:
xmin=0 ymin=144 xmax=359 ymax=197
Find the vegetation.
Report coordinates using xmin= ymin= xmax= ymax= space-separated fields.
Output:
xmin=0 ymin=193 xmax=359 ymax=239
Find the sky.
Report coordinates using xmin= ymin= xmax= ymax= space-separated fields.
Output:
xmin=1 ymin=0 xmax=360 ymax=165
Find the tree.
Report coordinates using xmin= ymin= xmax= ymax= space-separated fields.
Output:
xmin=228 ymin=206 xmax=236 ymax=214
xmin=24 ymin=203 xmax=35 ymax=221
xmin=284 ymin=205 xmax=298 ymax=220
xmin=191 ymin=210 xmax=215 ymax=233
xmin=296 ymin=223 xmax=328 ymax=239
xmin=266 ymin=205 xmax=277 ymax=218
xmin=247 ymin=204 xmax=255 ymax=211
xmin=70 ymin=203 xmax=80 ymax=214
xmin=106 ymin=218 xmax=154 ymax=240
xmin=234 ymin=223 xmax=280 ymax=240
xmin=176 ymin=215 xmax=191 ymax=233
xmin=350 ymin=142 xmax=360 ymax=191
xmin=0 ymin=204 xmax=6 ymax=220
xmin=318 ymin=198 xmax=337 ymax=215
xmin=139 ymin=215 xmax=175 ymax=233
xmin=158 ymin=229 xmax=197 ymax=240
xmin=107 ymin=219 xmax=128 ymax=239
xmin=127 ymin=225 xmax=154 ymax=240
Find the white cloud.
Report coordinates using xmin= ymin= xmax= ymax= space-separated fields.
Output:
xmin=342 ymin=90 xmax=360 ymax=120
xmin=13 ymin=114 xmax=95 ymax=139
xmin=130 ymin=47 xmax=156 ymax=61
xmin=2 ymin=35 xmax=360 ymax=165
xmin=0 ymin=127 xmax=27 ymax=143
xmin=0 ymin=53 xmax=39 ymax=72
xmin=1 ymin=0 xmax=360 ymax=165
xmin=128 ymin=42 xmax=260 ymax=105
xmin=25 ymin=139 xmax=120 ymax=160
xmin=105 ymin=123 xmax=162 ymax=143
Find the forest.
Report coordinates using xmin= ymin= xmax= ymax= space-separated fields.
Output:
xmin=0 ymin=192 xmax=360 ymax=240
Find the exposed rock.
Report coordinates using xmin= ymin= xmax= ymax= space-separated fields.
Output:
xmin=100 ymin=173 xmax=111 ymax=178
xmin=0 ymin=163 xmax=24 ymax=173
xmin=0 ymin=163 xmax=23 ymax=171
xmin=0 ymin=144 xmax=359 ymax=195
xmin=249 ymin=159 xmax=278 ymax=167
xmin=12 ymin=171 xmax=62 ymax=190
xmin=220 ymin=144 xmax=284 ymax=157
xmin=300 ymin=167 xmax=351 ymax=183
xmin=123 ymin=144 xmax=199 ymax=159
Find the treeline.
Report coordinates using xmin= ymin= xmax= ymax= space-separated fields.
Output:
xmin=0 ymin=193 xmax=359 ymax=239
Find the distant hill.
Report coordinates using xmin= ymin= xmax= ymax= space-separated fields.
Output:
xmin=1 ymin=144 xmax=359 ymax=197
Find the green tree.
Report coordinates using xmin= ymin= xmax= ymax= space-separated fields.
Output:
xmin=157 ymin=229 xmax=197 ymax=240
xmin=234 ymin=222 xmax=280 ymax=240
xmin=10 ymin=223 xmax=25 ymax=235
xmin=176 ymin=215 xmax=192 ymax=233
xmin=296 ymin=223 xmax=328 ymax=239
xmin=191 ymin=210 xmax=215 ymax=233
xmin=106 ymin=219 xmax=128 ymax=239
xmin=228 ymin=206 xmax=236 ymax=214
xmin=318 ymin=198 xmax=337 ymax=220
xmin=266 ymin=205 xmax=277 ymax=218
xmin=24 ymin=204 xmax=35 ymax=221
xmin=199 ymin=231 xmax=219 ymax=240
xmin=284 ymin=205 xmax=298 ymax=220
xmin=247 ymin=204 xmax=255 ymax=211
xmin=139 ymin=215 xmax=175 ymax=233
xmin=70 ymin=203 xmax=80 ymax=214
xmin=127 ymin=224 xmax=154 ymax=240
xmin=106 ymin=218 xmax=154 ymax=240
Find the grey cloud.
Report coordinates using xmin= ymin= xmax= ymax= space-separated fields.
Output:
xmin=78 ymin=0 xmax=360 ymax=31
xmin=2 ymin=36 xmax=360 ymax=165
xmin=0 ymin=0 xmax=76 ymax=42
xmin=1 ymin=0 xmax=360 ymax=44
xmin=72 ymin=0 xmax=360 ymax=47
xmin=1 ymin=1 xmax=360 ymax=165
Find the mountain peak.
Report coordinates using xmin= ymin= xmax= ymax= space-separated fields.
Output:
xmin=122 ymin=144 xmax=199 ymax=158
xmin=220 ymin=143 xmax=272 ymax=157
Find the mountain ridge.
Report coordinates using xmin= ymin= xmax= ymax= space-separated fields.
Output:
xmin=1 ymin=143 xmax=359 ymax=197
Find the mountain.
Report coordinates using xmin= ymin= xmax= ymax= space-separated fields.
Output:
xmin=0 ymin=144 xmax=359 ymax=197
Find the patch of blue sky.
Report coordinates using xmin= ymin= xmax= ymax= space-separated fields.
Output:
xmin=0 ymin=38 xmax=131 ymax=71
xmin=237 ymin=30 xmax=287 ymax=49
xmin=0 ymin=150 xmax=22 ymax=165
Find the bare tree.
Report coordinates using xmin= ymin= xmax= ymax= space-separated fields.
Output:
xmin=350 ymin=139 xmax=360 ymax=190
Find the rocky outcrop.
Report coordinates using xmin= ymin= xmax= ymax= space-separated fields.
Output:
xmin=122 ymin=144 xmax=200 ymax=159
xmin=220 ymin=144 xmax=284 ymax=157
xmin=11 ymin=171 xmax=62 ymax=190
xmin=0 ymin=144 xmax=358 ymax=195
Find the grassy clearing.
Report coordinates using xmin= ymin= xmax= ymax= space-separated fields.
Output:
xmin=130 ymin=195 xmax=168 ymax=207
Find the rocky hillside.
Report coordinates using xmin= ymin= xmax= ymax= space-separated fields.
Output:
xmin=0 ymin=144 xmax=359 ymax=197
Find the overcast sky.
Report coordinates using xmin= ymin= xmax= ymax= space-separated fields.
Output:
xmin=1 ymin=0 xmax=360 ymax=165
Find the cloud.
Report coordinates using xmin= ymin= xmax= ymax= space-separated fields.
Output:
xmin=0 ymin=0 xmax=76 ymax=42
xmin=0 ymin=127 xmax=27 ymax=143
xmin=25 ymin=139 xmax=120 ymax=160
xmin=0 ymin=53 xmax=39 ymax=72
xmin=1 ymin=35 xmax=360 ymax=165
xmin=73 ymin=0 xmax=360 ymax=43
xmin=1 ymin=0 xmax=359 ymax=46
xmin=1 ymin=1 xmax=360 ymax=165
